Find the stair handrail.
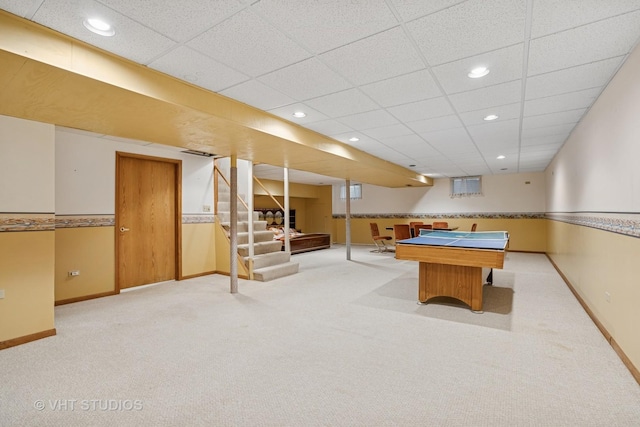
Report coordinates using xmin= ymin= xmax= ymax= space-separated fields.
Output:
xmin=214 ymin=164 xmax=249 ymax=212
xmin=253 ymin=176 xmax=285 ymax=211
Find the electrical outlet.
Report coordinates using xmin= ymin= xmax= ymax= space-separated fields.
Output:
xmin=0 ymin=289 xmax=5 ymax=299
xmin=203 ymin=205 xmax=211 ymax=212
xmin=69 ymin=270 xmax=80 ymax=277
xmin=605 ymin=291 xmax=611 ymax=302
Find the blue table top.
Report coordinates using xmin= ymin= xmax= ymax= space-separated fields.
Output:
xmin=397 ymin=230 xmax=509 ymax=250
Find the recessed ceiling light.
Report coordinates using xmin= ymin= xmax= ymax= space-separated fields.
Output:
xmin=348 ymin=137 xmax=359 ymax=142
xmin=484 ymin=114 xmax=499 ymax=121
xmin=83 ymin=18 xmax=115 ymax=36
xmin=409 ymin=164 xmax=416 ymax=167
xmin=468 ymin=66 xmax=490 ymax=79
xmin=292 ymin=111 xmax=306 ymax=118
xmin=497 ymin=155 xmax=506 ymax=159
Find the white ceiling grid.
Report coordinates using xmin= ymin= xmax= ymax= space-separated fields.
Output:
xmin=1 ymin=0 xmax=640 ymax=184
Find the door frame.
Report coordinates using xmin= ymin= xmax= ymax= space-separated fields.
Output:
xmin=115 ymin=151 xmax=182 ymax=293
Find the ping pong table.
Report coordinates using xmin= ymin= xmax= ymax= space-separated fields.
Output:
xmin=395 ymin=230 xmax=509 ymax=313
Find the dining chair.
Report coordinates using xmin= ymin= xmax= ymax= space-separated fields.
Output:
xmin=409 ymin=221 xmax=423 ymax=237
xmin=433 ymin=221 xmax=449 ymax=229
xmin=414 ymin=223 xmax=432 ymax=237
xmin=393 ymin=224 xmax=411 ymax=242
xmin=370 ymin=222 xmax=393 ymax=252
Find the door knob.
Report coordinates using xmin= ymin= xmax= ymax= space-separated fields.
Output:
xmin=120 ymin=226 xmax=130 ymax=232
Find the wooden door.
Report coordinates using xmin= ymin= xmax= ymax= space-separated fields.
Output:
xmin=116 ymin=152 xmax=181 ymax=290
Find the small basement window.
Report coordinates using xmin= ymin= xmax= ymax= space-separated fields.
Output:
xmin=451 ymin=176 xmax=482 ymax=198
xmin=340 ymin=183 xmax=362 ymax=200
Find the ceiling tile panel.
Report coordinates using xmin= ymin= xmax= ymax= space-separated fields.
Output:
xmin=406 ymin=0 xmax=527 ymax=65
xmin=305 ymin=89 xmax=378 ymax=118
xmin=525 ymin=57 xmax=625 ymax=100
xmin=220 ymin=80 xmax=295 ymax=110
xmin=337 ymin=110 xmax=399 ymax=131
xmin=449 ymin=80 xmax=522 ymax=113
xmin=252 ymin=0 xmax=398 ymax=54
xmin=390 ymin=0 xmax=467 ymax=21
xmin=149 ymin=46 xmax=249 ymax=92
xmin=304 ymin=120 xmax=354 ymax=137
xmin=258 ymin=58 xmax=352 ymax=101
xmin=521 ymin=141 xmax=564 ymax=153
xmin=319 ymin=27 xmax=425 ymax=85
xmin=522 ymin=109 xmax=585 ymax=130
xmin=98 ymin=0 xmax=244 ymax=42
xmin=267 ymin=103 xmax=329 ymax=125
xmin=467 ymin=119 xmax=520 ymax=145
xmin=32 ymin=0 xmax=176 ymax=64
xmin=187 ymin=9 xmax=311 ymax=77
xmin=521 ymin=134 xmax=567 ymax=147
xmin=528 ymin=11 xmax=640 ymax=76
xmin=432 ymin=44 xmax=524 ymax=94
xmin=387 ymin=97 xmax=454 ymax=123
xmin=378 ymin=133 xmax=431 ymax=151
xmin=521 ymin=124 xmax=574 ymax=139
xmin=421 ymin=128 xmax=477 ymax=155
xmin=531 ymin=0 xmax=640 ymax=38
xmin=523 ymin=88 xmax=601 ymax=116
xmin=359 ymin=70 xmax=442 ymax=107
xmin=361 ymin=123 xmax=414 ymax=139
xmin=0 ymin=0 xmax=42 ymax=17
xmin=458 ymin=103 xmax=521 ymax=126
xmin=407 ymin=115 xmax=464 ymax=135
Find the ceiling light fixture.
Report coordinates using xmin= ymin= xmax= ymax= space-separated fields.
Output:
xmin=497 ymin=155 xmax=506 ymax=159
xmin=349 ymin=137 xmax=359 ymax=142
xmin=484 ymin=114 xmax=499 ymax=121
xmin=468 ymin=66 xmax=489 ymax=79
xmin=292 ymin=111 xmax=306 ymax=118
xmin=83 ymin=18 xmax=115 ymax=36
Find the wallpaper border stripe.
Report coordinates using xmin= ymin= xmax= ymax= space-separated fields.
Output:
xmin=0 ymin=214 xmax=216 ymax=231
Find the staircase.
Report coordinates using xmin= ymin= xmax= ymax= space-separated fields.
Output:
xmin=217 ymin=184 xmax=299 ymax=282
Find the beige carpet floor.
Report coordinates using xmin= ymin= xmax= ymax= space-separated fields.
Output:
xmin=1 ymin=245 xmax=639 ymax=426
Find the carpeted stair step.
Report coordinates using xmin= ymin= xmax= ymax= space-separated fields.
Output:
xmin=237 ymin=240 xmax=283 ymax=257
xmin=253 ymin=261 xmax=299 ymax=282
xmin=220 ymin=219 xmax=266 ymax=233
xmin=236 ymin=230 xmax=277 ymax=245
xmin=218 ymin=211 xmax=257 ymax=223
xmin=246 ymin=251 xmax=291 ymax=270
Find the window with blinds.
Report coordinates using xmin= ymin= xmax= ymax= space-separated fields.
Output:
xmin=450 ymin=176 xmax=482 ymax=198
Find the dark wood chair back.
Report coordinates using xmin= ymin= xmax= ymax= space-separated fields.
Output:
xmin=414 ymin=223 xmax=432 ymax=237
xmin=393 ymin=224 xmax=411 ymax=241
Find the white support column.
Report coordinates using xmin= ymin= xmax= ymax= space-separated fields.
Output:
xmin=247 ymin=161 xmax=254 ymax=279
xmin=284 ymin=167 xmax=290 ymax=253
xmin=345 ymin=179 xmax=351 ymax=260
xmin=230 ymin=156 xmax=238 ymax=294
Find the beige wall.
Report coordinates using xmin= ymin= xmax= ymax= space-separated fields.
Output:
xmin=333 ymin=172 xmax=546 ymax=215
xmin=182 ymin=223 xmax=216 ymax=278
xmin=333 ymin=217 xmax=546 ymax=253
xmin=54 ymin=227 xmax=115 ymax=303
xmin=545 ymin=44 xmax=640 ymax=376
xmin=0 ymin=231 xmax=55 ymax=342
xmin=547 ymin=221 xmax=640 ymax=372
xmin=0 ymin=116 xmax=56 ymax=345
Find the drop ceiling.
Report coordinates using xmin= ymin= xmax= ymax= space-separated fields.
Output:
xmin=1 ymin=0 xmax=640 ymax=185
